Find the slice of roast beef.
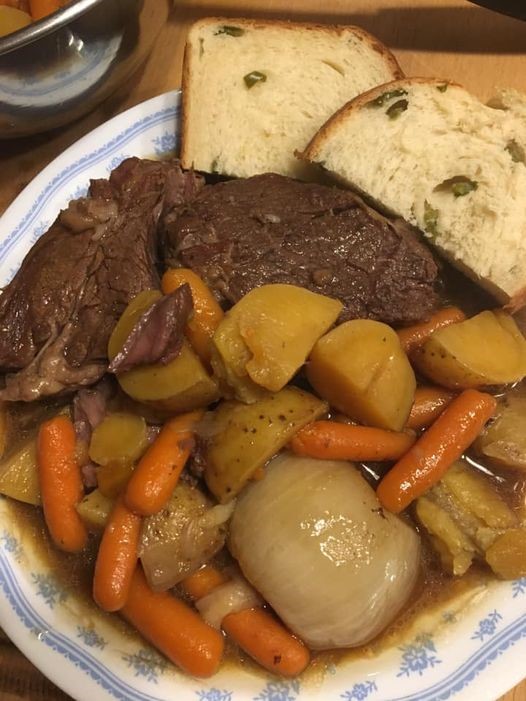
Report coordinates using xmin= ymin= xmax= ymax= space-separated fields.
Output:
xmin=163 ymin=173 xmax=439 ymax=324
xmin=0 ymin=158 xmax=204 ymax=402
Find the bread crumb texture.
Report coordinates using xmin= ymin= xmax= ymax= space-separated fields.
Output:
xmin=181 ymin=18 xmax=401 ymax=179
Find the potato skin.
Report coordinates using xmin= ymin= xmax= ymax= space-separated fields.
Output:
xmin=204 ymin=387 xmax=327 ymax=503
xmin=413 ymin=311 xmax=526 ymax=389
xmin=108 ymin=290 xmax=219 ymax=412
xmin=211 ymin=284 xmax=342 ymax=402
xmin=306 ymin=320 xmax=415 ymax=431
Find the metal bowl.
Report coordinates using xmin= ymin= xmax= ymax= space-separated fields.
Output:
xmin=0 ymin=0 xmax=171 ymax=138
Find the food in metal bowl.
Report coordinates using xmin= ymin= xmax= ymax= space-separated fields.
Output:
xmin=0 ymin=1 xmax=70 ymax=37
xmin=0 ymin=0 xmax=171 ymax=137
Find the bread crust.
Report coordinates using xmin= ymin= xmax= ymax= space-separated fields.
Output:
xmin=180 ymin=25 xmax=198 ymax=169
xmin=301 ymin=77 xmax=459 ymax=161
xmin=183 ymin=15 xmax=403 ymax=80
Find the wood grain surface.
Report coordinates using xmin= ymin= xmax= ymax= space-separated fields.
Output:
xmin=1 ymin=1 xmax=526 ymax=699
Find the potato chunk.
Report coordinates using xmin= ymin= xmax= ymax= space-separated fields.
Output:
xmin=0 ymin=439 xmax=40 ymax=506
xmin=108 ymin=290 xmax=219 ymax=412
xmin=204 ymin=387 xmax=327 ymax=502
xmin=414 ymin=310 xmax=526 ymax=389
xmin=306 ymin=320 xmax=416 ymax=431
xmin=475 ymin=390 xmax=526 ymax=470
xmin=485 ymin=529 xmax=526 ymax=579
xmin=89 ymin=413 xmax=148 ymax=466
xmin=76 ymin=489 xmax=113 ymax=531
xmin=211 ymin=284 xmax=342 ymax=402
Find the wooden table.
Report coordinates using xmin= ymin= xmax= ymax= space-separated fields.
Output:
xmin=1 ymin=0 xmax=526 ymax=698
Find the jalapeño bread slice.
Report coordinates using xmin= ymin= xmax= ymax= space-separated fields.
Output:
xmin=181 ymin=17 xmax=402 ymax=179
xmin=302 ymin=78 xmax=526 ymax=309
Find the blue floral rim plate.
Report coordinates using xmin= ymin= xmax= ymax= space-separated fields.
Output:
xmin=0 ymin=91 xmax=525 ymax=701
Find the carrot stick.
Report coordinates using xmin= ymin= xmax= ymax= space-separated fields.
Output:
xmin=162 ymin=268 xmax=224 ymax=364
xmin=124 ymin=410 xmax=202 ymax=516
xmin=290 ymin=421 xmax=415 ymax=461
xmin=37 ymin=415 xmax=87 ymax=553
xmin=93 ymin=496 xmax=141 ymax=612
xmin=377 ymin=388 xmax=497 ymax=513
xmin=29 ymin=0 xmax=59 ymax=20
xmin=122 ymin=566 xmax=224 ymax=678
xmin=406 ymin=386 xmax=455 ymax=430
xmin=181 ymin=565 xmax=310 ymax=677
xmin=398 ymin=307 xmax=466 ymax=355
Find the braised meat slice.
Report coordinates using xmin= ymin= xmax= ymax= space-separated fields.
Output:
xmin=163 ymin=173 xmax=439 ymax=324
xmin=0 ymin=158 xmax=204 ymax=401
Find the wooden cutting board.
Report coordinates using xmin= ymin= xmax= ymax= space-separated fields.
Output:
xmin=1 ymin=1 xmax=526 ymax=699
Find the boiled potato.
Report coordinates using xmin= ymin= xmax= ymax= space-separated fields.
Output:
xmin=475 ymin=391 xmax=526 ymax=470
xmin=204 ymin=387 xmax=327 ymax=502
xmin=306 ymin=320 xmax=415 ymax=431
xmin=108 ymin=290 xmax=219 ymax=412
xmin=97 ymin=461 xmax=135 ymax=499
xmin=0 ymin=439 xmax=40 ymax=506
xmin=89 ymin=412 xmax=148 ymax=466
xmin=76 ymin=489 xmax=113 ymax=531
xmin=414 ymin=310 xmax=526 ymax=389
xmin=211 ymin=284 xmax=342 ymax=402
xmin=485 ymin=529 xmax=526 ymax=579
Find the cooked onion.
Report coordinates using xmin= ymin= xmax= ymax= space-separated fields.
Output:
xmin=196 ymin=577 xmax=262 ymax=629
xmin=229 ymin=453 xmax=421 ymax=650
xmin=140 ymin=483 xmax=232 ymax=591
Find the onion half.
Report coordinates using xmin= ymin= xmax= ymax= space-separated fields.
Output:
xmin=229 ymin=453 xmax=421 ymax=650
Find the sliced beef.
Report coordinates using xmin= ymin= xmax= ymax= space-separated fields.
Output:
xmin=0 ymin=158 xmax=204 ymax=401
xmin=163 ymin=173 xmax=439 ymax=324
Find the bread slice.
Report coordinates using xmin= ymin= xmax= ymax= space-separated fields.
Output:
xmin=180 ymin=17 xmax=402 ymax=179
xmin=302 ymin=78 xmax=526 ymax=309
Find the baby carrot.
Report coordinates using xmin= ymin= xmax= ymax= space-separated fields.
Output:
xmin=182 ymin=565 xmax=228 ymax=601
xmin=377 ymin=388 xmax=497 ymax=513
xmin=290 ymin=421 xmax=415 ymax=461
xmin=406 ymin=386 xmax=455 ymax=430
xmin=125 ymin=410 xmax=202 ymax=516
xmin=182 ymin=565 xmax=310 ymax=677
xmin=122 ymin=566 xmax=224 ymax=678
xmin=397 ymin=306 xmax=466 ymax=355
xmin=93 ymin=496 xmax=141 ymax=612
xmin=37 ymin=415 xmax=87 ymax=553
xmin=29 ymin=0 xmax=59 ymax=20
xmin=162 ymin=268 xmax=224 ymax=364
xmin=222 ymin=607 xmax=310 ymax=678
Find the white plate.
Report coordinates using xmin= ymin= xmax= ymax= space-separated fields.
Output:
xmin=1 ymin=90 xmax=526 ymax=701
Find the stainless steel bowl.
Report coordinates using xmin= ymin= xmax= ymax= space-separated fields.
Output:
xmin=0 ymin=0 xmax=171 ymax=138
